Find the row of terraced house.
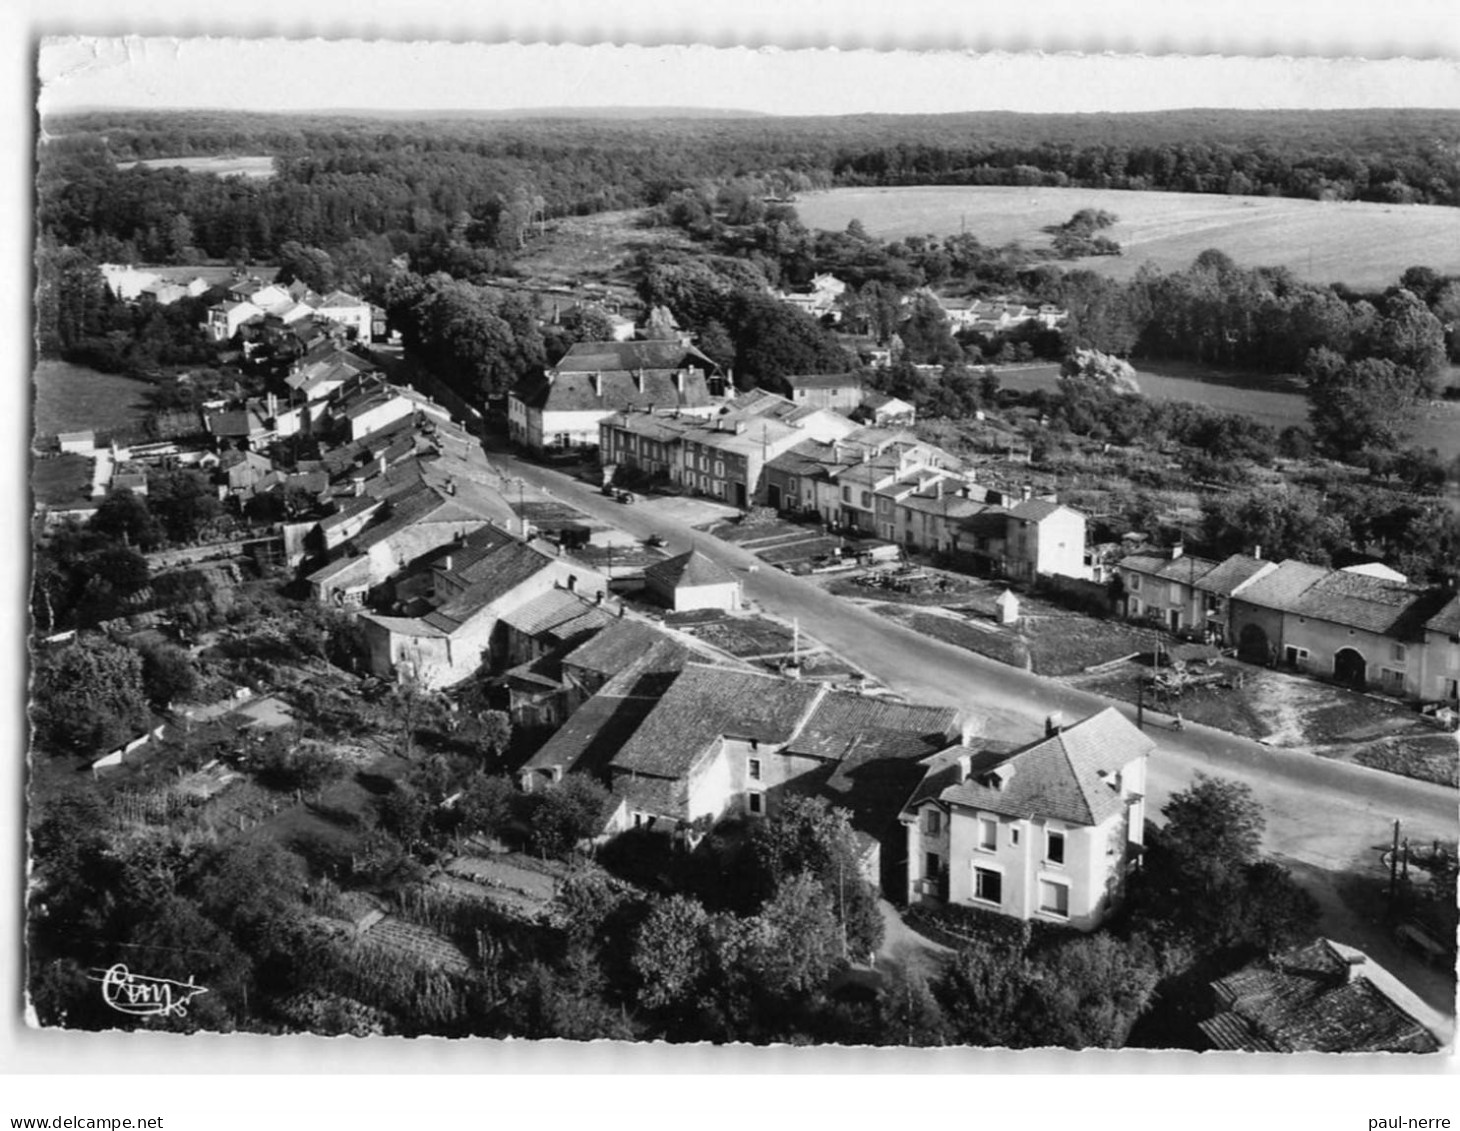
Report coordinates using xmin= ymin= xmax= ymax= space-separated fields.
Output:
xmin=1117 ymin=546 xmax=1460 ymax=706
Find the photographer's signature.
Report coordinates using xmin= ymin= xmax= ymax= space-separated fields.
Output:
xmin=88 ymin=964 xmax=209 ymax=1018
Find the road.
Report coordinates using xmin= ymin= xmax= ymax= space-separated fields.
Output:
xmin=489 ymin=442 xmax=1458 ymax=1025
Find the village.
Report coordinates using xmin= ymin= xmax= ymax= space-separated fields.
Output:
xmin=28 ymin=249 xmax=1459 ymax=1048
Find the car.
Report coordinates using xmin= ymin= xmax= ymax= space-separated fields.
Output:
xmin=644 ymin=533 xmax=665 ymax=548
xmin=616 ymin=490 xmax=637 ymax=504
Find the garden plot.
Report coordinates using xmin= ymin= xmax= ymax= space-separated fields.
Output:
xmin=359 ymin=915 xmax=472 ymax=975
xmin=676 ymin=613 xmax=800 ymax=659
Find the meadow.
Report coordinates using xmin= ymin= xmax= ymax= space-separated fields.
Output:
xmin=796 ymin=186 xmax=1460 ymax=291
xmin=115 ymin=155 xmax=276 ymax=179
xmin=32 ymin=360 xmax=153 ymax=442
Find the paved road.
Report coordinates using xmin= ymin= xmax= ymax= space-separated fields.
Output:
xmin=490 ymin=444 xmax=1458 ymax=1021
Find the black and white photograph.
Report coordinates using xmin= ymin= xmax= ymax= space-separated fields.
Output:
xmin=11 ymin=3 xmax=1460 ymax=1117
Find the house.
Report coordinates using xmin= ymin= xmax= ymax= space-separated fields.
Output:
xmin=771 ymin=373 xmax=865 ymax=415
xmin=643 ymin=550 xmax=741 ymax=613
xmin=100 ymin=264 xmax=161 ymax=301
xmin=1199 ymin=938 xmax=1442 ymax=1053
xmin=205 ymin=300 xmax=264 ymax=342
xmin=314 ymin=291 xmax=375 ymax=342
xmin=497 ymin=586 xmax=618 ymax=670
xmin=1190 ymin=554 xmax=1279 ymax=644
xmin=901 ymin=708 xmax=1153 ymax=931
xmin=204 ymin=405 xmax=273 ymax=449
xmin=1118 ymin=547 xmax=1221 ymax=633
xmin=1417 ymin=595 xmax=1460 ymax=705
xmin=857 ymin=392 xmax=916 ymax=427
xmin=357 ymin=528 xmax=607 ymax=689
xmin=328 ymin=375 xmax=452 ymax=443
xmin=56 ymin=431 xmax=96 ymax=455
xmin=775 ymin=273 xmax=846 ymax=322
xmin=1001 ymin=498 xmax=1090 ymax=583
xmin=285 ymin=345 xmax=377 ymax=403
xmin=1228 ymin=559 xmax=1333 ymax=666
xmin=507 ymin=339 xmax=725 ymax=453
xmin=218 ymin=449 xmax=275 ymax=496
xmin=599 ymin=392 xmax=859 ymax=509
xmin=602 ymin=665 xmax=963 ymax=853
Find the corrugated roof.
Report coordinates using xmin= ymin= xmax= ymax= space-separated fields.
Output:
xmin=905 ymin=708 xmax=1152 ymax=827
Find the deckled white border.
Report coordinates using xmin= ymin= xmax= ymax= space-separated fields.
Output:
xmin=6 ymin=0 xmax=1459 ymax=1111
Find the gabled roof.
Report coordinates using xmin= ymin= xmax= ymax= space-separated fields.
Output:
xmin=433 ymin=542 xmax=559 ymax=622
xmin=610 ymin=664 xmax=824 ymax=779
xmin=512 ymin=369 xmax=715 ymax=414
xmin=1201 ymin=939 xmax=1440 ymax=1054
xmin=498 ymin=588 xmax=616 ymax=643
xmin=1193 ymin=554 xmax=1277 ymax=597
xmin=788 ymin=692 xmax=959 ymax=764
xmin=1120 ymin=551 xmax=1220 ymax=586
xmin=781 ymin=373 xmax=864 ymax=391
xmin=1233 ymin=559 xmax=1332 ymax=613
xmin=643 ymin=550 xmax=738 ymax=591
xmin=904 ymin=707 xmax=1153 ymax=827
xmin=555 ymin=339 xmax=719 ymax=375
xmin=561 ymin=618 xmax=680 ymax=677
xmin=1006 ymin=498 xmax=1078 ymax=523
xmin=1291 ymin=572 xmax=1453 ymax=641
xmin=1426 ymin=595 xmax=1460 ymax=636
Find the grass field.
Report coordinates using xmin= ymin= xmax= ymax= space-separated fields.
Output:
xmin=116 ymin=155 xmax=276 ymax=179
xmin=32 ymin=359 xmax=153 ymax=442
xmin=796 ymin=186 xmax=1460 ymax=290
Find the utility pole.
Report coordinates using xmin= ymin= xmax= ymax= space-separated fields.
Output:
xmin=1135 ymin=675 xmax=1144 ymax=730
xmin=1388 ymin=818 xmax=1401 ymax=910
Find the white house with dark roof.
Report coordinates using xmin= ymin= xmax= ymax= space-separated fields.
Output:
xmin=508 ymin=339 xmax=725 ymax=453
xmin=1417 ymin=595 xmax=1460 ymax=706
xmin=901 ymin=708 xmax=1153 ymax=930
xmin=643 ymin=549 xmax=741 ymax=613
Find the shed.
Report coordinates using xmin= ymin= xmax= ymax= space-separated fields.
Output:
xmin=644 ymin=549 xmax=741 ymax=613
xmin=995 ymin=588 xmax=1020 ymax=625
xmin=57 ymin=430 xmax=96 ymax=455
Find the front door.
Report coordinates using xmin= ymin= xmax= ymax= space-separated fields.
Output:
xmin=734 ymin=481 xmax=747 ymax=508
xmin=1169 ymin=609 xmax=1181 ymax=633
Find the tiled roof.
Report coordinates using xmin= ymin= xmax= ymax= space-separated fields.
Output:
xmin=1193 ymin=554 xmax=1276 ymax=597
xmin=1121 ymin=551 xmax=1219 ymax=585
xmin=307 ymin=555 xmax=373 ymax=588
xmin=521 ymin=690 xmax=661 ymax=781
xmin=434 ymin=543 xmax=558 ymax=622
xmin=610 ymin=665 xmax=824 ymax=779
xmin=1233 ymin=559 xmax=1332 ymax=613
xmin=512 ymin=369 xmax=714 ymax=413
xmin=1426 ymin=596 xmax=1460 ymax=636
xmin=643 ymin=550 xmax=738 ymax=591
xmin=611 ymin=774 xmax=686 ymax=821
xmin=782 ymin=373 xmax=863 ymax=391
xmin=1006 ymin=498 xmax=1074 ymax=523
xmin=499 ymin=588 xmax=615 ymax=642
xmin=1202 ymin=939 xmax=1440 ymax=1054
xmin=562 ymin=619 xmax=676 ymax=677
xmin=555 ymin=339 xmax=719 ymax=374
xmin=1290 ymin=571 xmax=1445 ymax=639
xmin=789 ymin=692 xmax=959 ymax=763
xmin=905 ymin=707 xmax=1152 ymax=827
xmin=360 ymin=613 xmax=451 ymax=639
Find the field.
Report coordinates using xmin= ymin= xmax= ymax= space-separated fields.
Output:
xmin=32 ymin=359 xmax=153 ymax=442
xmin=992 ymin=361 xmax=1460 ymax=463
xmin=116 ymin=155 xmax=276 ymax=179
xmin=795 ymin=186 xmax=1460 ymax=290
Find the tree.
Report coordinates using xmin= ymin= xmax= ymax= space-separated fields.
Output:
xmin=89 ymin=489 xmax=163 ymax=551
xmin=875 ymin=967 xmax=949 ymax=1047
xmin=1061 ymin=348 xmax=1141 ymax=394
xmin=633 ymin=895 xmax=713 ymax=1012
xmin=31 ymin=639 xmax=150 ymax=757
xmin=1023 ymin=934 xmax=1160 ymax=1049
xmin=454 ymin=774 xmax=515 ymax=839
xmin=1159 ymin=773 xmax=1264 ymax=891
xmin=748 ymin=794 xmax=885 ymax=957
xmin=740 ymin=872 xmax=843 ymax=998
xmin=1305 ymin=347 xmax=1426 ymax=458
xmin=935 ymin=932 xmax=1032 ymax=1047
xmin=136 ymin=640 xmax=198 ymax=708
xmin=147 ymin=472 xmax=224 ymax=544
xmin=526 ymin=775 xmax=610 ymax=860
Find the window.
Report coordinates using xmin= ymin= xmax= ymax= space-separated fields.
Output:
xmin=1011 ymin=827 xmax=1020 ymax=846
xmin=746 ymin=792 xmax=764 ymax=816
xmin=923 ymin=809 xmax=941 ymax=835
xmin=977 ymin=817 xmax=998 ymax=852
xmin=1039 ymin=879 xmax=1070 ymax=918
xmin=842 ymin=486 xmax=852 ymax=503
xmin=1128 ymin=575 xmax=1142 ymax=592
xmin=1391 ymin=643 xmax=1407 ymax=663
xmin=861 ymin=491 xmax=872 ymax=509
xmin=1046 ymin=829 xmax=1066 ymax=866
xmin=748 ymin=758 xmax=762 ymax=782
xmin=925 ymin=852 xmax=940 ymax=880
xmin=974 ymin=866 xmax=1003 ymax=905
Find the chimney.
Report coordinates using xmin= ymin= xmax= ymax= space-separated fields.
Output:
xmin=735 ymin=420 xmax=747 ymax=435
xmin=1253 ymin=545 xmax=1262 ymax=561
xmin=675 ymin=370 xmax=686 ymax=396
xmin=1343 ymin=954 xmax=1366 ymax=985
xmin=935 ymin=479 xmax=944 ymax=500
xmin=1171 ymin=543 xmax=1184 ymax=560
xmin=1045 ymin=712 xmax=1066 ymax=737
xmin=956 ymin=751 xmax=972 ymax=782
xmin=267 ymin=391 xmax=278 ymax=419
xmin=593 ymin=370 xmax=602 ymax=397
xmin=443 ymin=554 xmax=453 ymax=573
xmin=1022 ymin=483 xmax=1033 ymax=501
xmin=634 ymin=368 xmax=645 ymax=393
xmin=377 ymin=453 xmax=387 ymax=476
xmin=446 ymin=478 xmax=456 ymax=496
xmin=832 ymin=441 xmax=842 ymax=463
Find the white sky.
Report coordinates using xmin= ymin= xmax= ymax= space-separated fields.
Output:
xmin=36 ymin=35 xmax=1460 ymax=117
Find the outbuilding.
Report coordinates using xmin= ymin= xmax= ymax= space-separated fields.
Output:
xmin=644 ymin=549 xmax=741 ymax=613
